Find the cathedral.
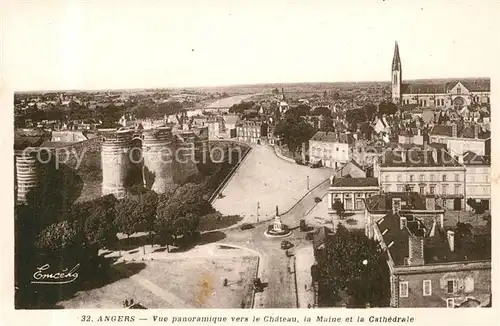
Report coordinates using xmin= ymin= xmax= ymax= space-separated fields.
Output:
xmin=391 ymin=42 xmax=490 ymax=109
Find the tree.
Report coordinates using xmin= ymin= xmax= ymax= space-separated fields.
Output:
xmin=316 ymin=225 xmax=390 ymax=307
xmin=362 ymin=104 xmax=377 ymax=122
xmin=274 ymin=113 xmax=316 ymax=153
xmin=345 ymin=108 xmax=366 ymax=126
xmin=36 ymin=220 xmax=80 ymax=253
xmin=378 ymin=101 xmax=398 ymax=116
xmin=332 ymin=199 xmax=345 ymax=219
xmin=319 ymin=115 xmax=335 ymax=133
xmin=333 ymin=92 xmax=340 ymax=100
xmin=311 ymin=106 xmax=331 ymax=116
xmin=70 ymin=195 xmax=118 ymax=249
xmin=155 ymin=183 xmax=213 ymax=246
xmin=115 ymin=198 xmax=141 ymax=244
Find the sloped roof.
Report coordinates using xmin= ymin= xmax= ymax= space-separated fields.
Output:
xmin=377 ymin=212 xmax=409 ymax=266
xmin=310 ymin=131 xmax=349 ymax=144
xmin=365 ymin=192 xmax=427 ymax=212
xmin=401 ymin=78 xmax=490 ymax=94
xmin=380 ymin=149 xmax=462 ymax=167
xmin=332 ymin=177 xmax=379 ymax=188
xmin=463 ymin=151 xmax=490 ymax=165
xmin=430 ymin=124 xmax=490 ymax=139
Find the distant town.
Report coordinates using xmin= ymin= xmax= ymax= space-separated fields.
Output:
xmin=14 ymin=42 xmax=491 ymax=310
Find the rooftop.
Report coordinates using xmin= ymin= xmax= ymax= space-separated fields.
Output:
xmin=379 ymin=149 xmax=462 ymax=167
xmin=401 ymin=78 xmax=490 ymax=95
xmin=463 ymin=151 xmax=491 ymax=166
xmin=365 ymin=192 xmax=427 ymax=212
xmin=331 ymin=177 xmax=379 ymax=188
xmin=377 ymin=212 xmax=491 ymax=266
xmin=310 ymin=131 xmax=351 ymax=144
xmin=430 ymin=124 xmax=490 ymax=139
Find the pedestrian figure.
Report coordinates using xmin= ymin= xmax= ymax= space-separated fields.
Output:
xmin=308 ymin=303 xmax=311 ymax=309
xmin=130 ymin=299 xmax=134 ymax=305
xmin=305 ymin=284 xmax=307 ymax=290
xmin=125 ymin=299 xmax=129 ymax=307
xmin=240 ymin=300 xmax=245 ymax=308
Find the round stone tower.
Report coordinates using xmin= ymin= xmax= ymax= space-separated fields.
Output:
xmin=176 ymin=131 xmax=199 ymax=183
xmin=14 ymin=148 xmax=47 ymax=204
xmin=192 ymin=126 xmax=209 ymax=164
xmin=142 ymin=127 xmax=176 ymax=193
xmin=101 ymin=130 xmax=134 ymax=198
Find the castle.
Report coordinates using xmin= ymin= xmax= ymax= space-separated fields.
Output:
xmin=391 ymin=42 xmax=490 ymax=109
xmin=101 ymin=126 xmax=209 ymax=198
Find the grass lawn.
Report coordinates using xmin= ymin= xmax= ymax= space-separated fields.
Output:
xmin=198 ymin=214 xmax=243 ymax=232
xmin=57 ymin=255 xmax=258 ymax=309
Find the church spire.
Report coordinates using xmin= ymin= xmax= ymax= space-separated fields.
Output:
xmin=392 ymin=41 xmax=401 ymax=71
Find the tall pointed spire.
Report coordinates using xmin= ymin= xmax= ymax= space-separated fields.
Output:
xmin=392 ymin=41 xmax=401 ymax=71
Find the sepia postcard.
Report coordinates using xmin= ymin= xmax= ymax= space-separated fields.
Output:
xmin=1 ymin=0 xmax=499 ymax=325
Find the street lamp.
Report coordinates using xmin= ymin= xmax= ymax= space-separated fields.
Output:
xmin=307 ymin=175 xmax=310 ymax=190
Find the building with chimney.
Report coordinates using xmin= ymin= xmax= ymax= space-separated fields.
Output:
xmin=371 ymin=209 xmax=491 ymax=308
xmin=236 ymin=120 xmax=268 ymax=144
xmin=429 ymin=123 xmax=490 ymax=156
xmin=391 ymin=42 xmax=490 ymax=108
xmin=308 ymin=131 xmax=353 ymax=169
xmin=374 ymin=148 xmax=466 ymax=211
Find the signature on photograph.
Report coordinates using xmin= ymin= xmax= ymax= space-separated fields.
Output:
xmin=31 ymin=263 xmax=80 ymax=285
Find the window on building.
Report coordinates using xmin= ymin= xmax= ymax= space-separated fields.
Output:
xmin=397 ymin=175 xmax=402 ymax=182
xmin=385 ymin=175 xmax=389 ymax=182
xmin=442 ymin=174 xmax=447 ymax=182
xmin=397 ymin=185 xmax=403 ymax=192
xmin=442 ymin=185 xmax=447 ymax=196
xmin=447 ymin=298 xmax=455 ymax=308
xmin=399 ymin=281 xmax=409 ymax=298
xmin=457 ymin=87 xmax=461 ymax=95
xmin=423 ymin=280 xmax=432 ymax=296
xmin=455 ymin=174 xmax=459 ymax=182
xmin=409 ymin=175 xmax=414 ymax=182
xmin=455 ymin=185 xmax=460 ymax=195
xmin=464 ymin=277 xmax=474 ymax=293
xmin=420 ymin=186 xmax=425 ymax=195
xmin=485 ymin=175 xmax=489 ymax=183
xmin=420 ymin=174 xmax=424 ymax=182
xmin=447 ymin=280 xmax=457 ymax=294
xmin=430 ymin=186 xmax=435 ymax=195
xmin=430 ymin=174 xmax=435 ymax=182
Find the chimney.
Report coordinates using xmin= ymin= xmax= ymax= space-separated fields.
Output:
xmin=458 ymin=154 xmax=464 ymax=164
xmin=474 ymin=125 xmax=480 ymax=139
xmin=417 ymin=128 xmax=421 ymax=136
xmin=447 ymin=230 xmax=455 ymax=252
xmin=401 ymin=150 xmax=406 ymax=163
xmin=431 ymin=149 xmax=438 ymax=163
xmin=408 ymin=234 xmax=425 ymax=265
xmin=400 ymin=216 xmax=407 ymax=230
xmin=451 ymin=124 xmax=457 ymax=138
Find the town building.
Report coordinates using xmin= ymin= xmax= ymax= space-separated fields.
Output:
xmin=327 ymin=176 xmax=379 ymax=213
xmin=398 ymin=128 xmax=424 ymax=146
xmin=336 ymin=160 xmax=367 ymax=178
xmin=309 ymin=131 xmax=352 ymax=169
xmin=374 ymin=148 xmax=466 ymax=211
xmin=463 ymin=151 xmax=491 ymax=211
xmin=429 ymin=123 xmax=490 ymax=156
xmin=371 ymin=208 xmax=491 ymax=308
xmin=391 ymin=42 xmax=490 ymax=108
xmin=236 ymin=120 xmax=268 ymax=144
xmin=364 ymin=192 xmax=445 ymax=240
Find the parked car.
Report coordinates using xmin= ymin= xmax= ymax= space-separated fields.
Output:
xmin=281 ymin=240 xmax=293 ymax=250
xmin=240 ymin=223 xmax=254 ymax=230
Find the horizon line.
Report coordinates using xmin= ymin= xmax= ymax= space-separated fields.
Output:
xmin=13 ymin=76 xmax=491 ymax=94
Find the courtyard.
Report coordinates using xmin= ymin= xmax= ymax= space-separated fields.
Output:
xmin=212 ymin=145 xmax=332 ymax=223
xmin=57 ymin=244 xmax=258 ymax=309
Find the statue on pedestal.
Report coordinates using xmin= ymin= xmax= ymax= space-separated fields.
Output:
xmin=273 ymin=205 xmax=283 ymax=232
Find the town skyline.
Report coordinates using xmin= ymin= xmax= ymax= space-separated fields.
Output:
xmin=2 ymin=0 xmax=498 ymax=91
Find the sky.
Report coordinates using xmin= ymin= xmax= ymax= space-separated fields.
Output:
xmin=2 ymin=0 xmax=499 ymax=91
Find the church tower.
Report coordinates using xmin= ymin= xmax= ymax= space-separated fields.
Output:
xmin=391 ymin=41 xmax=402 ymax=104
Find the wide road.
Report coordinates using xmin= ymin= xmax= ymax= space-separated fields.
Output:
xmin=213 ymin=145 xmax=332 ymax=223
xmin=220 ymin=175 xmax=330 ymax=308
